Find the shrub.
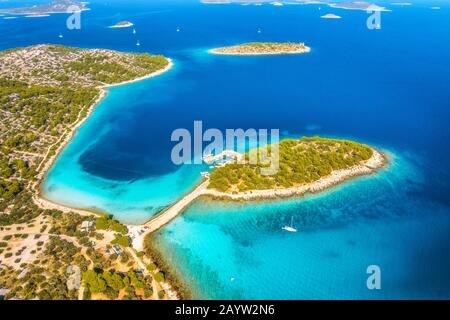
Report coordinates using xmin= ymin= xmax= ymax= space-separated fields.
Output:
xmin=154 ymin=272 xmax=165 ymax=282
xmin=111 ymin=234 xmax=131 ymax=247
xmin=146 ymin=263 xmax=157 ymax=271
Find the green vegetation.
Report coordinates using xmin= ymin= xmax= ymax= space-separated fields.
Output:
xmin=111 ymin=233 xmax=131 ymax=247
xmin=208 ymin=137 xmax=373 ymax=192
xmin=95 ymin=215 xmax=127 ymax=234
xmin=146 ymin=262 xmax=157 ymax=271
xmin=0 ymin=45 xmax=172 ymax=300
xmin=144 ymin=234 xmax=191 ymax=299
xmin=154 ymin=271 xmax=165 ymax=282
xmin=83 ymin=269 xmax=153 ymax=300
xmin=66 ymin=53 xmax=168 ymax=84
xmin=0 ymin=237 xmax=86 ymax=300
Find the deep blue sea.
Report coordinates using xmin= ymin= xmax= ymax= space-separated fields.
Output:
xmin=2 ymin=0 xmax=450 ymax=299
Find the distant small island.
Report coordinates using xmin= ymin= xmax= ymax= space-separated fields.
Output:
xmin=329 ymin=1 xmax=388 ymax=12
xmin=321 ymin=13 xmax=342 ymax=19
xmin=109 ymin=21 xmax=134 ymax=28
xmin=210 ymin=42 xmax=311 ymax=55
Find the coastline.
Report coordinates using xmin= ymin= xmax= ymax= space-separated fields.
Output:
xmin=32 ymin=58 xmax=174 ymax=216
xmin=144 ymin=234 xmax=193 ymax=300
xmin=28 ymin=56 xmax=182 ymax=300
xmin=208 ymin=46 xmax=311 ymax=56
xmin=135 ymin=147 xmax=387 ymax=300
xmin=131 ymin=148 xmax=387 ymax=251
xmin=26 ymin=52 xmax=387 ymax=301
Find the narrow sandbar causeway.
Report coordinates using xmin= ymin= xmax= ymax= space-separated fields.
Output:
xmin=210 ymin=42 xmax=311 ymax=55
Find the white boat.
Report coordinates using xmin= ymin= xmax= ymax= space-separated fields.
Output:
xmin=136 ymin=40 xmax=140 ymax=46
xmin=282 ymin=216 xmax=297 ymax=232
xmin=176 ymin=27 xmax=180 ymax=32
xmin=133 ymin=28 xmax=136 ymax=34
xmin=58 ymin=33 xmax=63 ymax=38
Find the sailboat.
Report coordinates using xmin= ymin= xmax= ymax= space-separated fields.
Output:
xmin=132 ymin=28 xmax=136 ymax=34
xmin=282 ymin=216 xmax=297 ymax=233
xmin=136 ymin=40 xmax=140 ymax=46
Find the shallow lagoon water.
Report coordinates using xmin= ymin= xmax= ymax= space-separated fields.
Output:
xmin=2 ymin=0 xmax=449 ymax=298
xmin=153 ymin=152 xmax=450 ymax=299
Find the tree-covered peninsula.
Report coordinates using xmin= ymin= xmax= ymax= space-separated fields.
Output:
xmin=207 ymin=137 xmax=383 ymax=194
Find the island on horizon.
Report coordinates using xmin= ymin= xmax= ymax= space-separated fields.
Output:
xmin=109 ymin=21 xmax=134 ymax=28
xmin=0 ymin=0 xmax=89 ymax=15
xmin=210 ymin=42 xmax=311 ymax=55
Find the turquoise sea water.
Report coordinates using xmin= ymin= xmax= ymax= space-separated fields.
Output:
xmin=2 ymin=0 xmax=449 ymax=298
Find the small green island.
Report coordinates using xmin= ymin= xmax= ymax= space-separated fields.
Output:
xmin=206 ymin=137 xmax=385 ymax=196
xmin=210 ymin=42 xmax=311 ymax=55
xmin=109 ymin=21 xmax=134 ymax=28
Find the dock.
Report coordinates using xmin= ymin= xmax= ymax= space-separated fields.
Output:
xmin=203 ymin=150 xmax=243 ymax=164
